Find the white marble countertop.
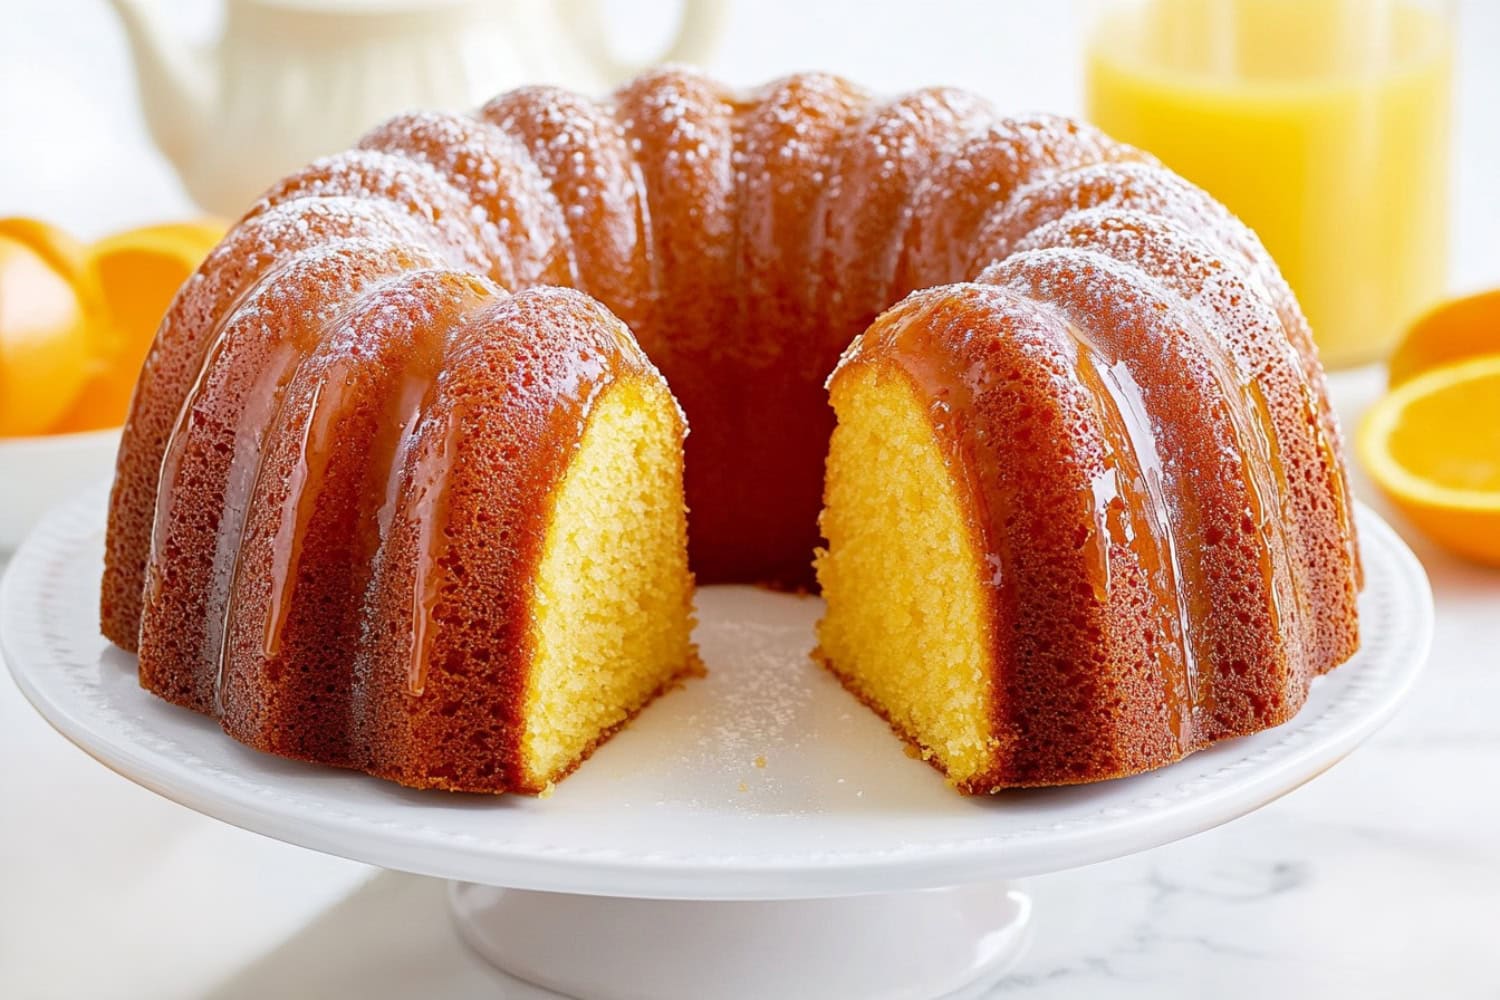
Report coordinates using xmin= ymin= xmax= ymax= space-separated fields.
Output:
xmin=3 ymin=2 xmax=1499 ymax=998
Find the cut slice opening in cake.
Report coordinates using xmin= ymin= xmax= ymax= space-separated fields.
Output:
xmin=523 ymin=377 xmax=699 ymax=789
xmin=100 ymin=70 xmax=1360 ymax=796
xmin=814 ymin=363 xmax=996 ymax=788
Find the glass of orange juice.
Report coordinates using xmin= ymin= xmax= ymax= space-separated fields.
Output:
xmin=1085 ymin=0 xmax=1453 ymax=368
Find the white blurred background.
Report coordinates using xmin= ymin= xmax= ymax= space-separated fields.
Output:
xmin=3 ymin=1 xmax=1497 ymax=287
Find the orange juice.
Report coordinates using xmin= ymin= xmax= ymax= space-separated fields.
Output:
xmin=1086 ymin=0 xmax=1452 ymax=367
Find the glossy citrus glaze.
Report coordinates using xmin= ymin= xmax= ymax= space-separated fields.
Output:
xmin=220 ymin=270 xmax=491 ymax=767
xmin=983 ymin=249 xmax=1301 ymax=746
xmin=835 ymin=286 xmax=1189 ymax=781
xmin=832 ymin=256 xmax=1339 ymax=785
xmin=101 ymin=196 xmax=473 ymax=652
xmin=140 ymin=240 xmax=446 ymax=710
xmin=358 ymin=289 xmax=667 ymax=791
xmin=102 ymin=68 xmax=1361 ymax=792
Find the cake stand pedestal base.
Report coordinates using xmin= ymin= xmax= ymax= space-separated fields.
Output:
xmin=448 ymin=881 xmax=1032 ymax=1000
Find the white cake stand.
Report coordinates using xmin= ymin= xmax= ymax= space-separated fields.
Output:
xmin=2 ymin=487 xmax=1432 ymax=1000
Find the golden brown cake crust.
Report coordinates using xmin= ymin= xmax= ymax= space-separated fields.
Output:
xmin=99 ymin=196 xmax=468 ymax=652
xmin=830 ymin=286 xmax=1182 ymax=788
xmin=216 ymin=269 xmax=496 ymax=769
xmin=831 ymin=274 xmax=1357 ymax=790
xmin=139 ymin=239 xmax=450 ymax=712
xmin=102 ymin=68 xmax=1361 ymax=794
xmin=354 ymin=288 xmax=676 ymax=792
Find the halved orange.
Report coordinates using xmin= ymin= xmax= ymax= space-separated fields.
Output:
xmin=1388 ymin=288 xmax=1500 ymax=387
xmin=0 ymin=218 xmax=99 ymax=436
xmin=1359 ymin=355 xmax=1500 ymax=566
xmin=53 ymin=220 xmax=225 ymax=432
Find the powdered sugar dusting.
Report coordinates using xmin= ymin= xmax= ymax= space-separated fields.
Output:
xmin=114 ymin=68 xmax=1359 ymax=795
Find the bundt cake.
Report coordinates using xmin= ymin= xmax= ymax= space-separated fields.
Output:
xmin=101 ymin=67 xmax=1360 ymax=794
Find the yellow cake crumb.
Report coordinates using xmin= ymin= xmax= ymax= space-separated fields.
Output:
xmin=523 ymin=377 xmax=697 ymax=787
xmin=814 ymin=362 xmax=996 ymax=786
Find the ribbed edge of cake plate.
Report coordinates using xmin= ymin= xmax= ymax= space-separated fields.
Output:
xmin=2 ymin=485 xmax=1432 ymax=1000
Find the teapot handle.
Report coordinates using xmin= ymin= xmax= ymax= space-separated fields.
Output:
xmin=558 ymin=0 xmax=730 ymax=86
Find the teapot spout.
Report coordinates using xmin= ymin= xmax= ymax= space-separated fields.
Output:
xmin=106 ymin=0 xmax=213 ymax=169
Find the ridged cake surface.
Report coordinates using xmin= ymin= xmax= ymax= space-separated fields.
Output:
xmin=102 ymin=68 xmax=1360 ymax=793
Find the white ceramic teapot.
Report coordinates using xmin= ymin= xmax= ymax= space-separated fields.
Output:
xmin=108 ymin=0 xmax=730 ymax=217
